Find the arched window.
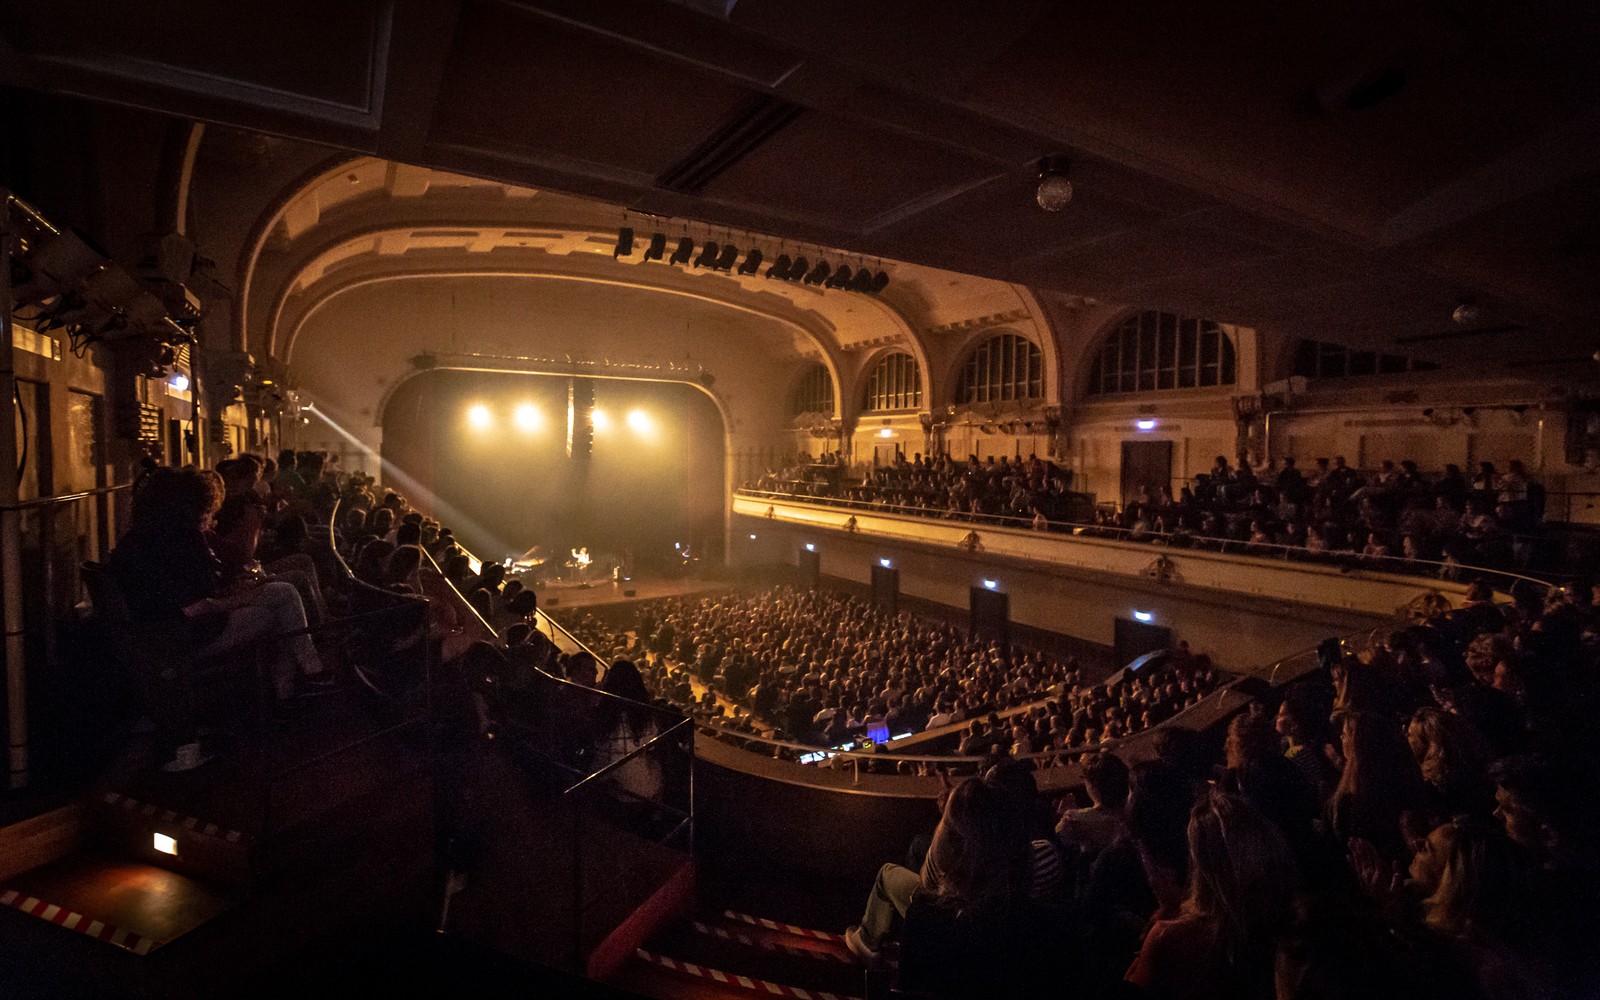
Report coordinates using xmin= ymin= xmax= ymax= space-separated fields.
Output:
xmin=955 ymin=333 xmax=1044 ymax=404
xmin=862 ymin=352 xmax=922 ymax=411
xmin=790 ymin=363 xmax=835 ymax=416
xmin=1087 ymin=311 xmax=1235 ymax=395
xmin=1291 ymin=339 xmax=1438 ymax=379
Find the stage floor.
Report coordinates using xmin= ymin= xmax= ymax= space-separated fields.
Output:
xmin=524 ymin=572 xmax=729 ymax=610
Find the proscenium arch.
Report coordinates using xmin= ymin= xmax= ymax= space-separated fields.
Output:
xmin=280 ymin=269 xmax=850 ymax=416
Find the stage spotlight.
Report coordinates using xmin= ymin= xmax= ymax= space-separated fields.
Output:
xmin=826 ymin=264 xmax=853 ymax=289
xmin=786 ymin=256 xmax=808 ymax=281
xmin=716 ymin=244 xmax=739 ymax=270
xmin=514 ymin=404 xmax=541 ymax=431
xmin=868 ymin=270 xmax=890 ymax=294
xmin=591 ymin=408 xmax=611 ymax=432
xmin=613 ymin=227 xmax=634 ymax=258
xmin=627 ymin=409 xmax=653 ymax=433
xmin=669 ymin=237 xmax=694 ymax=265
xmin=694 ymin=240 xmax=720 ymax=268
xmin=738 ymin=248 xmax=763 ymax=275
xmin=642 ymin=232 xmax=666 ymax=262
xmin=803 ymin=260 xmax=831 ymax=285
xmin=467 ymin=404 xmax=492 ymax=430
xmin=765 ymin=253 xmax=792 ymax=280
xmin=848 ymin=268 xmax=875 ymax=292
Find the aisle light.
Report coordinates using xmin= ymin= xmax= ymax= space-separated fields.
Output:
xmin=467 ymin=404 xmax=492 ymax=429
xmin=591 ymin=408 xmax=610 ymax=432
xmin=1132 ymin=610 xmax=1154 ymax=623
xmin=513 ymin=404 xmax=541 ymax=432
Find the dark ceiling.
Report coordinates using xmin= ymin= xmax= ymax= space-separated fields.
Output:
xmin=4 ymin=0 xmax=1598 ymax=368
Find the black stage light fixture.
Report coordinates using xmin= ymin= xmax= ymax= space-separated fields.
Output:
xmin=716 ymin=243 xmax=739 ymax=270
xmin=669 ymin=237 xmax=694 ymax=265
xmin=738 ymin=248 xmax=764 ymax=275
xmin=849 ymin=267 xmax=875 ymax=292
xmin=695 ymin=240 xmax=720 ymax=267
xmin=803 ymin=260 xmax=832 ymax=286
xmin=765 ymin=253 xmax=792 ymax=279
xmin=786 ymin=256 xmax=808 ymax=281
xmin=613 ymin=227 xmax=634 ymax=258
xmin=826 ymin=263 xmax=853 ymax=289
xmin=642 ymin=232 xmax=667 ymax=262
xmin=869 ymin=270 xmax=890 ymax=294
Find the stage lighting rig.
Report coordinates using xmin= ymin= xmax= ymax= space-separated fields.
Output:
xmin=613 ymin=227 xmax=634 ymax=258
xmin=826 ymin=264 xmax=853 ymax=289
xmin=786 ymin=256 xmax=808 ymax=282
xmin=669 ymin=237 xmax=694 ymax=265
xmin=737 ymin=248 xmax=763 ymax=275
xmin=765 ymin=253 xmax=792 ymax=280
xmin=694 ymin=240 xmax=720 ymax=268
xmin=802 ymin=260 xmax=831 ymax=286
xmin=715 ymin=243 xmax=739 ymax=270
xmin=642 ymin=232 xmax=666 ymax=262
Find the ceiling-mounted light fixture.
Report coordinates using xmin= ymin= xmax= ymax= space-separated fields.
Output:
xmin=642 ymin=232 xmax=667 ymax=263
xmin=613 ymin=227 xmax=634 ymax=258
xmin=803 ymin=260 xmax=832 ymax=286
xmin=765 ymin=253 xmax=792 ymax=280
xmin=786 ymin=256 xmax=809 ymax=281
xmin=669 ymin=237 xmax=694 ymax=265
xmin=715 ymin=243 xmax=739 ymax=270
xmin=694 ymin=240 xmax=720 ymax=267
xmin=826 ymin=264 xmax=854 ymax=289
xmin=1035 ymin=154 xmax=1074 ymax=212
xmin=737 ymin=248 xmax=764 ymax=275
xmin=1451 ymin=300 xmax=1481 ymax=326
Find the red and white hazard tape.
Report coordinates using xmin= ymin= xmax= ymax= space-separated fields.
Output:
xmin=690 ymin=919 xmax=853 ymax=964
xmin=0 ymin=889 xmax=159 ymax=955
xmin=102 ymin=792 xmax=246 ymax=844
xmin=721 ymin=910 xmax=845 ymax=943
xmin=634 ymin=948 xmax=860 ymax=1000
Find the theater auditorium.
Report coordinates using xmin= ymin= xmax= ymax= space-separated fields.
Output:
xmin=1 ymin=4 xmax=1598 ymax=998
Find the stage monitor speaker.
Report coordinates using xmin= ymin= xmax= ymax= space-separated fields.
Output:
xmin=970 ymin=586 xmax=1010 ymax=646
xmin=870 ymin=564 xmax=899 ymax=615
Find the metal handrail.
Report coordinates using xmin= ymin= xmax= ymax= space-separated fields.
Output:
xmin=0 ymin=482 xmax=132 ymax=512
xmin=735 ymin=487 xmax=1559 ymax=592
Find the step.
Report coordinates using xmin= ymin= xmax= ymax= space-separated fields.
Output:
xmin=620 ymin=947 xmax=864 ymax=1000
xmin=641 ymin=919 xmax=867 ymax=997
xmin=0 ymin=852 xmax=234 ymax=956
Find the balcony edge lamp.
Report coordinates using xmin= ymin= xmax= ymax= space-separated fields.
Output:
xmin=765 ymin=253 xmax=791 ymax=279
xmin=716 ymin=243 xmax=739 ymax=270
xmin=613 ymin=226 xmax=634 ymax=258
xmin=1035 ymin=154 xmax=1073 ymax=212
xmin=694 ymin=240 xmax=720 ymax=267
xmin=803 ymin=260 xmax=831 ymax=286
xmin=642 ymin=232 xmax=667 ymax=263
xmin=786 ymin=256 xmax=808 ymax=281
xmin=737 ymin=247 xmax=764 ymax=275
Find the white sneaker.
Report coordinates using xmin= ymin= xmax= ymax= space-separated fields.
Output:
xmin=844 ymin=925 xmax=880 ymax=965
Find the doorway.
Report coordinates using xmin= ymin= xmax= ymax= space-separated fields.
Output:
xmin=1120 ymin=439 xmax=1173 ymax=505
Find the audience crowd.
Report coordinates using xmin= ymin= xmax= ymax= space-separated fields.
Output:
xmin=840 ymin=577 xmax=1600 ymax=1000
xmin=748 ymin=451 xmax=1556 ymax=577
xmin=566 ymin=586 xmax=1220 ymax=762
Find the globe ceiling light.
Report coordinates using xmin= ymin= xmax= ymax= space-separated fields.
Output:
xmin=1035 ymin=155 xmax=1074 ymax=212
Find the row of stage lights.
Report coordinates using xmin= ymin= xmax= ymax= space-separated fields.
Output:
xmin=613 ymin=227 xmax=890 ymax=294
xmin=466 ymin=404 xmax=654 ymax=434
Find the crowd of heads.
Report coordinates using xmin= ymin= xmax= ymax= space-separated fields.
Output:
xmin=749 ymin=451 xmax=1082 ymax=527
xmin=568 ymin=586 xmax=1220 ymax=767
xmin=1091 ymin=454 xmax=1545 ymax=574
xmin=855 ymin=579 xmax=1600 ymax=999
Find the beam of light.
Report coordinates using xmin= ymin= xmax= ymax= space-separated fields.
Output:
xmin=301 ymin=397 xmax=517 ymax=566
xmin=591 ymin=408 xmax=610 ymax=432
xmin=626 ymin=408 xmax=652 ymax=433
xmin=467 ymin=404 xmax=493 ymax=429
xmin=513 ymin=403 xmax=541 ymax=432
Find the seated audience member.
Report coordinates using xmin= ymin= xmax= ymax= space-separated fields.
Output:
xmin=1327 ymin=710 xmax=1434 ymax=864
xmin=1125 ymin=791 xmax=1297 ymax=1000
xmin=1058 ymin=751 xmax=1130 ymax=861
xmin=107 ymin=466 xmax=327 ymax=704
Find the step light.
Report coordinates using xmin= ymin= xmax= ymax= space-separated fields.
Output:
xmin=153 ymin=832 xmax=179 ymax=856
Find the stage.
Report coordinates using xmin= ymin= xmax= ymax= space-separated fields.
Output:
xmin=524 ymin=571 xmax=730 ymax=610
